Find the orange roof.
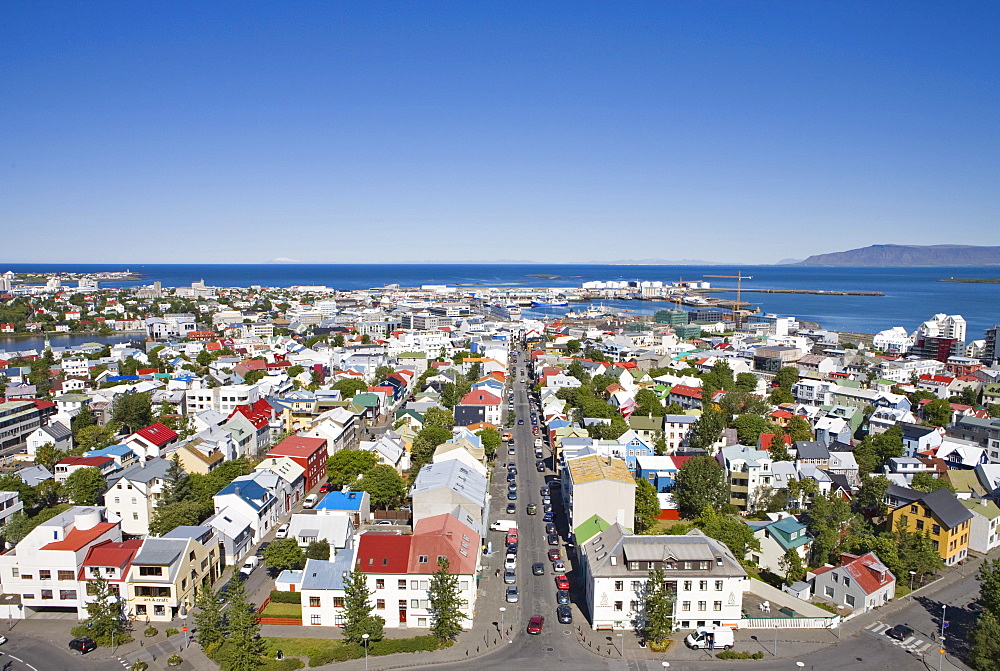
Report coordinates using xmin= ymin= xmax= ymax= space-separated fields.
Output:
xmin=42 ymin=522 xmax=118 ymax=552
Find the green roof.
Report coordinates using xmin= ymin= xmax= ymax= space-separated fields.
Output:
xmin=574 ymin=514 xmax=612 ymax=545
xmin=351 ymin=393 xmax=381 ymax=407
xmin=962 ymin=498 xmax=1000 ymax=521
xmin=398 ymin=352 xmax=427 ymax=358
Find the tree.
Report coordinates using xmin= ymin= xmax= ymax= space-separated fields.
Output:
xmin=853 ymin=474 xmax=890 ymax=517
xmin=642 ymin=567 xmax=674 ymax=644
xmin=373 ymin=365 xmax=396 ymax=383
xmin=71 ymin=407 xmax=96 ymax=435
xmin=193 ymin=580 xmax=225 ymax=649
xmin=475 ymin=428 xmax=501 ymax=458
xmin=768 ymin=387 xmax=795 ymax=405
xmin=703 ymin=360 xmax=734 ymax=392
xmin=768 ymin=439 xmax=791 ymax=463
xmin=75 ymin=423 xmax=117 ymax=452
xmin=910 ymin=471 xmax=956 ymax=493
xmin=286 ymin=364 xmax=305 ymax=378
xmin=923 ymin=398 xmax=953 ymax=427
xmin=956 ymin=385 xmax=979 ymax=407
xmin=356 ymin=465 xmax=408 ymax=509
xmin=778 ymin=548 xmax=806 ymax=584
xmin=970 ymin=611 xmax=1000 ymax=671
xmin=149 ymin=499 xmax=210 ymax=536
xmin=33 ymin=442 xmax=62 ymax=471
xmin=634 ymin=389 xmax=664 ymax=418
xmin=224 ymin=576 xmax=264 ymax=671
xmin=196 ymin=349 xmax=213 ymax=367
xmin=695 ymin=507 xmax=759 ymax=560
xmin=110 ymin=391 xmax=153 ymax=434
xmin=634 ymin=477 xmax=660 ymax=533
xmin=734 ymin=372 xmax=758 ymax=393
xmin=332 ymin=378 xmax=368 ymax=399
xmin=565 ymin=339 xmax=581 ymax=354
xmin=64 ymin=467 xmax=105 ymax=505
xmin=688 ymin=405 xmax=724 ymax=450
xmin=409 ymin=424 xmax=452 ymax=472
xmin=774 ymin=366 xmax=799 ymax=390
xmin=263 ymin=538 xmax=305 ymax=572
xmin=785 ymin=415 xmax=813 ymax=442
xmin=305 ymin=539 xmax=331 ymax=560
xmin=423 ymin=407 xmax=455 ymax=430
xmin=343 ymin=570 xmax=385 ymax=644
xmin=326 ymin=449 xmax=379 ymax=488
xmin=673 ymin=456 xmax=728 ymax=519
xmin=83 ymin=574 xmax=129 ymax=646
xmin=734 ymin=414 xmax=779 ymax=446
xmin=428 ymin=557 xmax=466 ymax=642
xmin=802 ymin=492 xmax=854 ymax=565
xmin=977 ymin=557 xmax=1000 ymax=618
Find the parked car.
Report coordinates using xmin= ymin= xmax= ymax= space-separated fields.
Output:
xmin=545 ymin=523 xmax=557 ymax=535
xmin=508 ymin=490 xmax=518 ymax=500
xmin=532 ymin=562 xmax=545 ymax=576
xmin=557 ymin=604 xmax=573 ymax=624
xmin=375 ymin=520 xmax=394 ymax=526
xmin=886 ymin=624 xmax=914 ymax=641
xmin=543 ymin=512 xmax=553 ymax=522
xmin=255 ymin=542 xmax=271 ymax=559
xmin=554 ymin=575 xmax=570 ymax=591
xmin=240 ymin=555 xmax=261 ymax=577
xmin=506 ymin=585 xmax=519 ymax=603
xmin=506 ymin=502 xmax=517 ymax=514
xmin=556 ymin=589 xmax=570 ymax=605
xmin=275 ymin=524 xmax=289 ymax=539
xmin=527 ymin=615 xmax=545 ymax=635
xmin=0 ymin=635 xmax=6 ymax=645
xmin=547 ymin=533 xmax=559 ymax=546
xmin=552 ymin=560 xmax=566 ymax=572
xmin=540 ymin=486 xmax=549 ymax=496
xmin=536 ymin=462 xmax=545 ymax=472
xmin=508 ymin=445 xmax=516 ymax=455
xmin=505 ymin=554 xmax=517 ymax=570
xmin=542 ymin=495 xmax=551 ymax=505
xmin=319 ymin=482 xmax=334 ymax=493
xmin=302 ymin=494 xmax=318 ymax=509
xmin=504 ymin=569 xmax=516 ymax=584
xmin=543 ymin=504 xmax=553 ymax=513
xmin=548 ymin=548 xmax=561 ymax=562
xmin=508 ymin=481 xmax=518 ymax=491
xmin=69 ymin=637 xmax=97 ymax=654
xmin=534 ymin=449 xmax=544 ymax=459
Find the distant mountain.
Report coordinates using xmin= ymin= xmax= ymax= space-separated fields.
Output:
xmin=794 ymin=245 xmax=1000 ymax=267
xmin=776 ymin=258 xmax=803 ymax=265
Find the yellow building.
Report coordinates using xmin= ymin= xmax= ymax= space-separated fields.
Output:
xmin=887 ymin=487 xmax=973 ymax=566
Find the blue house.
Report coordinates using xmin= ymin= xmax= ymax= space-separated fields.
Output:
xmin=636 ymin=455 xmax=680 ymax=493
xmin=314 ymin=490 xmax=371 ymax=524
xmin=611 ymin=430 xmax=657 ymax=473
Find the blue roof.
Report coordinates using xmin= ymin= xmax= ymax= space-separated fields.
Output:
xmin=85 ymin=444 xmax=134 ymax=458
xmin=314 ymin=491 xmax=366 ymax=512
xmin=216 ymin=480 xmax=269 ymax=510
xmin=107 ymin=375 xmax=140 ymax=382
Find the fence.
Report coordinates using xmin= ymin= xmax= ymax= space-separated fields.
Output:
xmin=740 ymin=616 xmax=840 ymax=630
xmin=256 ymin=596 xmax=303 ymax=625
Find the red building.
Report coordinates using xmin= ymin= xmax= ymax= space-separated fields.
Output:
xmin=266 ymin=436 xmax=328 ymax=491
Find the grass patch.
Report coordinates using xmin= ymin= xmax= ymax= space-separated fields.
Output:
xmin=646 ymin=518 xmax=693 ymax=535
xmin=262 ymin=638 xmax=341 ymax=660
xmin=811 ymin=601 xmax=839 ymax=614
xmin=263 ymin=635 xmax=449 ymax=667
xmin=716 ymin=650 xmax=764 ymax=659
xmin=260 ymin=602 xmax=302 ymax=618
xmin=70 ymin=624 xmax=134 ymax=647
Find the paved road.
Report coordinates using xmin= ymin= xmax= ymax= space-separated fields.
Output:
xmin=0 ymin=635 xmax=120 ymax=671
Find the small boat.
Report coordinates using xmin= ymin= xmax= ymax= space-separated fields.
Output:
xmin=531 ymin=300 xmax=568 ymax=307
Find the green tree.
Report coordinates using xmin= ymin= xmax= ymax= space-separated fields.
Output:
xmin=642 ymin=567 xmax=674 ymax=644
xmin=110 ymin=391 xmax=153 ymax=433
xmin=193 ymin=580 xmax=225 ymax=649
xmin=305 ymin=539 xmax=331 ymax=560
xmin=423 ymin=407 xmax=455 ymax=430
xmin=332 ymin=334 xmax=346 ymax=347
xmin=768 ymin=387 xmax=795 ymax=405
xmin=33 ymin=442 xmax=63 ymax=471
xmin=734 ymin=372 xmax=758 ymax=393
xmin=64 ymin=467 xmax=105 ymax=505
xmin=71 ymin=407 xmax=96 ymax=435
xmin=149 ymin=499 xmax=210 ymax=536
xmin=978 ymin=557 xmax=1000 ymax=618
xmin=224 ymin=576 xmax=264 ymax=671
xmin=83 ymin=574 xmax=130 ymax=646
xmin=695 ymin=507 xmax=760 ymax=560
xmin=286 ymin=365 xmax=305 ymax=378
xmin=774 ymin=366 xmax=799 ymax=390
xmin=673 ymin=456 xmax=729 ymax=519
xmin=196 ymin=349 xmax=213 ymax=367
xmin=802 ymin=492 xmax=854 ymax=565
xmin=342 ymin=570 xmax=386 ymax=644
xmin=374 ymin=365 xmax=396 ymax=383
xmin=733 ymin=414 xmax=779 ymax=446
xmin=910 ymin=471 xmax=956 ymax=493
xmin=970 ymin=611 xmax=1000 ymax=671
xmin=565 ymin=339 xmax=581 ymax=354
xmin=332 ymin=378 xmax=368 ymax=399
xmin=852 ymin=474 xmax=890 ymax=517
xmin=634 ymin=477 xmax=660 ymax=533
xmin=75 ymin=423 xmax=118 ymax=451
xmin=633 ymin=389 xmax=664 ymax=418
xmin=475 ymin=428 xmax=501 ymax=457
xmin=768 ymin=438 xmax=791 ymax=463
xmin=956 ymin=385 xmax=979 ymax=407
xmin=923 ymin=398 xmax=953 ymax=427
xmin=357 ymin=465 xmax=408 ymax=509
xmin=428 ymin=557 xmax=466 ymax=642
xmin=263 ymin=538 xmax=305 ymax=572
xmin=703 ymin=360 xmax=735 ymax=392
xmin=778 ymin=548 xmax=806 ymax=584
xmin=409 ymin=424 xmax=452 ymax=472
xmin=326 ymin=449 xmax=379 ymax=488
xmin=785 ymin=415 xmax=813 ymax=442
xmin=688 ymin=405 xmax=724 ymax=450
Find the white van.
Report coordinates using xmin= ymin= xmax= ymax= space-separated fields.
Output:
xmin=302 ymin=494 xmax=318 ymax=509
xmin=275 ymin=523 xmax=289 ymax=539
xmin=239 ymin=555 xmax=260 ymax=578
xmin=684 ymin=626 xmax=734 ymax=650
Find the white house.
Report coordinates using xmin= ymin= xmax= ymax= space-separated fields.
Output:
xmin=104 ymin=458 xmax=172 ymax=536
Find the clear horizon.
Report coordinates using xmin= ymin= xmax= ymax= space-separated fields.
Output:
xmin=3 ymin=2 xmax=998 ymax=264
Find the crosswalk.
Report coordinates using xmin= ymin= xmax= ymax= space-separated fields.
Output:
xmin=864 ymin=621 xmax=935 ymax=654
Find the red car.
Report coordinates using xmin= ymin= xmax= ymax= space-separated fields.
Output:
xmin=547 ymin=549 xmax=561 ymax=562
xmin=554 ymin=575 xmax=570 ymax=591
xmin=319 ymin=482 xmax=333 ymax=493
xmin=526 ymin=615 xmax=545 ymax=635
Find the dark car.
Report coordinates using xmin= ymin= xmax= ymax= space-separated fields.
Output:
xmin=527 ymin=615 xmax=545 ymax=635
xmin=508 ymin=481 xmax=518 ymax=491
xmin=69 ymin=637 xmax=97 ymax=654
xmin=507 ymin=471 xmax=517 ymax=481
xmin=556 ymin=589 xmax=570 ymax=604
xmin=557 ymin=604 xmax=573 ymax=624
xmin=886 ymin=624 xmax=914 ymax=641
xmin=255 ymin=541 xmax=271 ymax=559
xmin=547 ymin=533 xmax=559 ymax=546
xmin=518 ymin=419 xmax=524 ymax=425
xmin=506 ymin=502 xmax=517 ymax=514
xmin=543 ymin=512 xmax=554 ymax=522
xmin=536 ymin=462 xmax=545 ymax=472
xmin=545 ymin=522 xmax=557 ymax=535
xmin=508 ymin=490 xmax=518 ymax=500
xmin=532 ymin=562 xmax=545 ymax=576
xmin=543 ymin=504 xmax=553 ymax=513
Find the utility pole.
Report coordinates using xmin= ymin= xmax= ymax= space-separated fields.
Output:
xmin=703 ymin=272 xmax=753 ymax=328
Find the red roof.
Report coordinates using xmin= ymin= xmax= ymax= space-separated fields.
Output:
xmin=408 ymin=514 xmax=480 ymax=575
xmin=79 ymin=539 xmax=143 ymax=580
xmin=770 ymin=410 xmax=794 ymax=419
xmin=757 ymin=434 xmax=792 ymax=451
xmin=838 ymin=552 xmax=894 ymax=595
xmin=229 ymin=401 xmax=271 ymax=430
xmin=268 ymin=436 xmax=327 ymax=459
xmin=459 ymin=390 xmax=502 ymax=406
xmin=58 ymin=456 xmax=114 ymax=468
xmin=32 ymin=399 xmax=56 ymax=410
xmin=135 ymin=422 xmax=178 ymax=446
xmin=919 ymin=374 xmax=955 ymax=385
xmin=42 ymin=522 xmax=118 ymax=552
xmin=357 ymin=533 xmax=412 ymax=574
xmin=669 ymin=385 xmax=703 ymax=399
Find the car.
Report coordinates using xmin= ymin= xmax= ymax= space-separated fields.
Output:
xmin=302 ymin=493 xmax=318 ymax=509
xmin=543 ymin=504 xmax=553 ymax=514
xmin=518 ymin=419 xmax=524 ymax=425
xmin=547 ymin=533 xmax=559 ymax=546
xmin=508 ymin=482 xmax=518 ymax=491
xmin=545 ymin=523 xmax=557 ymax=535
xmin=527 ymin=615 xmax=545 ymax=635
xmin=0 ymin=635 xmax=6 ymax=645
xmin=375 ymin=520 xmax=394 ymax=526
xmin=552 ymin=560 xmax=566 ymax=572
xmin=240 ymin=555 xmax=261 ymax=577
xmin=542 ymin=495 xmax=551 ymax=505
xmin=554 ymin=575 xmax=570 ymax=590
xmin=505 ymin=554 xmax=517 ymax=570
xmin=508 ymin=439 xmax=515 ymax=446
xmin=255 ymin=542 xmax=271 ymax=559
xmin=971 ymin=602 xmax=986 ymax=613
xmin=507 ymin=543 xmax=518 ymax=554
xmin=534 ymin=450 xmax=544 ymax=459
xmin=508 ymin=491 xmax=518 ymax=500
xmin=508 ymin=446 xmax=516 ymax=455
xmin=527 ymin=503 xmax=537 ymax=515
xmin=532 ymin=427 xmax=540 ymax=434
xmin=557 ymin=604 xmax=573 ymax=624
xmin=542 ymin=512 xmax=553 ymax=522
xmin=275 ymin=523 xmax=289 ymax=539
xmin=548 ymin=548 xmax=561 ymax=562
xmin=506 ymin=585 xmax=519 ymax=603
xmin=886 ymin=624 xmax=914 ymax=641
xmin=556 ymin=589 xmax=570 ymax=604
xmin=540 ymin=486 xmax=550 ymax=498
xmin=319 ymin=482 xmax=334 ymax=493
xmin=548 ymin=478 xmax=561 ymax=488
xmin=69 ymin=637 xmax=97 ymax=654
xmin=506 ymin=502 xmax=517 ymax=514
xmin=536 ymin=462 xmax=545 ymax=472
xmin=504 ymin=569 xmax=516 ymax=584
xmin=532 ymin=562 xmax=545 ymax=576
xmin=507 ymin=464 xmax=517 ymax=474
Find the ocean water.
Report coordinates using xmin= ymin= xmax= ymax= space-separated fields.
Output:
xmin=1 ymin=263 xmax=998 ymax=338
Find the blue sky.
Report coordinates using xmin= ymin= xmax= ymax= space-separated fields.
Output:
xmin=2 ymin=1 xmax=998 ymax=264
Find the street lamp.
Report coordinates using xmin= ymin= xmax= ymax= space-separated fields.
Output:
xmin=362 ymin=633 xmax=370 ymax=671
xmin=499 ymin=606 xmax=507 ymax=641
xmin=180 ymin=603 xmax=189 ymax=649
xmin=939 ymin=604 xmax=947 ymax=671
xmin=617 ymin=632 xmax=624 ymax=659
xmin=909 ymin=571 xmax=916 ymax=594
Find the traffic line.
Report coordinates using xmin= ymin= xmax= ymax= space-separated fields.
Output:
xmin=5 ymin=653 xmax=38 ymax=671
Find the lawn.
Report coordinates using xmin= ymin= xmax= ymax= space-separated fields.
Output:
xmin=262 ymin=637 xmax=342 ymax=659
xmin=260 ymin=601 xmax=302 ymax=618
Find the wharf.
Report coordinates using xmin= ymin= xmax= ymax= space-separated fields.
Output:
xmin=693 ymin=288 xmax=884 ymax=296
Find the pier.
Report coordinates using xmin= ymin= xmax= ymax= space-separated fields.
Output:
xmin=692 ymin=288 xmax=884 ymax=297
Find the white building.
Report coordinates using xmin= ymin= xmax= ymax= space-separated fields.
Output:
xmin=104 ymin=458 xmax=172 ymax=536
xmin=184 ymin=383 xmax=261 ymax=415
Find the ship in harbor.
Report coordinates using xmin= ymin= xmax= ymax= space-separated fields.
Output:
xmin=530 ymin=299 xmax=569 ymax=307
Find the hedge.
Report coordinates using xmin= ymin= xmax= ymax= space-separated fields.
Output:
xmin=269 ymin=590 xmax=303 ymax=604
xmin=716 ymin=650 xmax=764 ymax=660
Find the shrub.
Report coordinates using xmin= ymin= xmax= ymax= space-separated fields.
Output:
xmin=144 ymin=626 xmax=159 ymax=638
xmin=269 ymin=589 xmax=303 ymax=604
xmin=165 ymin=627 xmax=180 ymax=637
xmin=716 ymin=650 xmax=764 ymax=660
xmin=167 ymin=654 xmax=183 ymax=666
xmin=261 ymin=659 xmax=305 ymax=671
xmin=370 ymin=635 xmax=442 ymax=655
xmin=131 ymin=662 xmax=148 ymax=671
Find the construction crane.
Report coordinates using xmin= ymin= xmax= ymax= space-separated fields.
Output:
xmin=704 ymin=272 xmax=753 ymax=327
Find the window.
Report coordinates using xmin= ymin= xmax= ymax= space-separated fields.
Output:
xmin=699 ymin=580 xmax=708 ymax=591
xmin=845 ymin=594 xmax=856 ymax=607
xmin=614 ymin=601 xmax=623 ymax=611
xmin=916 ymin=520 xmax=924 ymax=531
xmin=844 ymin=578 xmax=851 ymax=588
xmin=39 ymin=570 xmax=51 ymax=581
xmin=910 ymin=505 xmax=918 ymax=514
xmin=10 ymin=569 xmax=17 ymax=578
xmin=682 ymin=601 xmax=691 ymax=612
xmin=311 ymin=615 xmax=321 ymax=625
xmin=698 ymin=601 xmax=706 ymax=611
xmin=411 ymin=599 xmax=419 ymax=608
xmin=715 ymin=580 xmax=723 ymax=591
xmin=418 ymin=555 xmax=429 ymax=563
xmin=135 ymin=605 xmax=146 ymax=615
xmin=333 ymin=597 xmax=345 ymax=608
xmin=933 ymin=524 xmax=941 ymax=535
xmin=135 ymin=586 xmax=171 ymax=598
xmin=631 ymin=581 xmax=642 ymax=592
xmin=410 ymin=580 xmax=419 ymax=590
xmin=114 ymin=497 xmax=120 ymax=504
xmin=398 ymin=579 xmax=407 ymax=589
xmin=714 ymin=601 xmax=722 ymax=611
xmin=683 ymin=580 xmax=692 ymax=591
xmin=133 ymin=512 xmax=139 ymax=520
xmin=41 ymin=590 xmax=53 ymax=600
xmin=59 ymin=590 xmax=77 ymax=600
xmin=309 ymin=597 xmax=321 ymax=607
xmin=683 ymin=561 xmax=692 ymax=569
xmin=375 ymin=579 xmax=385 ymax=589
xmin=614 ymin=581 xmax=624 ymax=591
xmin=377 ymin=599 xmax=385 ymax=610
xmin=139 ymin=566 xmax=163 ymax=576
xmin=824 ymin=586 xmax=834 ymax=598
